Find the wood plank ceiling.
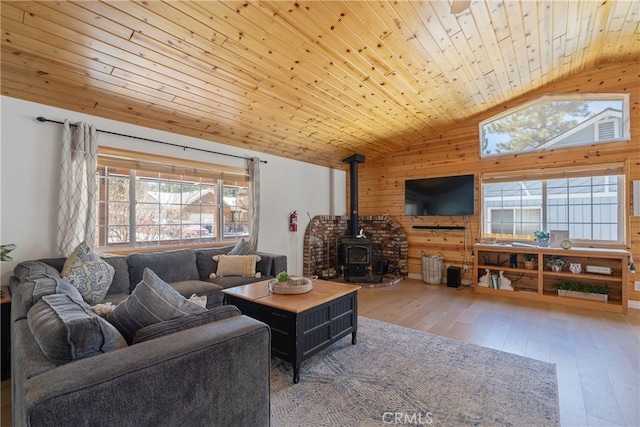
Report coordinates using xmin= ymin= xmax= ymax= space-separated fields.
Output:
xmin=2 ymin=1 xmax=639 ymax=168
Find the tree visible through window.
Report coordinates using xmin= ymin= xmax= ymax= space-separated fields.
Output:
xmin=480 ymin=94 xmax=629 ymax=157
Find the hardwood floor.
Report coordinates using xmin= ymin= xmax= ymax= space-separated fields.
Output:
xmin=1 ymin=279 xmax=638 ymax=426
xmin=358 ymin=280 xmax=640 ymax=427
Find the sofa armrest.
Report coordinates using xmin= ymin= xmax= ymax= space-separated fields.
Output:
xmin=20 ymin=316 xmax=271 ymax=427
xmin=257 ymin=251 xmax=287 ymax=276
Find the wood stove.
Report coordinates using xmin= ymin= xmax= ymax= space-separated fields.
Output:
xmin=341 ymin=153 xmax=379 ymax=282
xmin=341 ymin=236 xmax=372 ymax=281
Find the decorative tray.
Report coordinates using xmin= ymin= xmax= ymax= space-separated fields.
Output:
xmin=268 ymin=277 xmax=314 ymax=295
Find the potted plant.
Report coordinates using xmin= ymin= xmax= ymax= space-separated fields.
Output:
xmin=546 ymin=256 xmax=567 ymax=272
xmin=276 ymin=271 xmax=291 ymax=284
xmin=556 ymin=282 xmax=608 ymax=302
xmin=0 ymin=244 xmax=16 ymax=261
xmin=533 ymin=231 xmax=550 ymax=247
xmin=523 ymin=253 xmax=536 ymax=270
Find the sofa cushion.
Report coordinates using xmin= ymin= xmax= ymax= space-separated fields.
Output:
xmin=170 ymin=280 xmax=224 ymax=309
xmin=212 ymin=254 xmax=262 ymax=278
xmin=18 ymin=275 xmax=84 ymax=314
xmin=255 ymin=255 xmax=274 ymax=277
xmin=107 ymin=268 xmax=207 ymax=343
xmin=101 ymin=256 xmax=131 ymax=295
xmin=208 ymin=275 xmax=268 ymax=289
xmin=132 ymin=305 xmax=242 ymax=344
xmin=61 ymin=241 xmax=115 ymax=305
xmin=194 ymin=247 xmax=233 ymax=280
xmin=13 ymin=260 xmax=61 ymax=283
xmin=127 ymin=250 xmax=199 ymax=292
xmin=27 ymin=293 xmax=127 ymax=364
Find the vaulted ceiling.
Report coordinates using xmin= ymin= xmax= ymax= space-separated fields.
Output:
xmin=2 ymin=1 xmax=638 ymax=168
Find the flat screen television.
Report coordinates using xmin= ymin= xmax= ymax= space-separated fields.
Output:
xmin=405 ymin=174 xmax=475 ymax=216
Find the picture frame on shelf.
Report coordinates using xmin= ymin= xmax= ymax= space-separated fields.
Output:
xmin=550 ymin=230 xmax=569 ymax=248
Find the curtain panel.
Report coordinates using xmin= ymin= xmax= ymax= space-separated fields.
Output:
xmin=57 ymin=120 xmax=98 ymax=256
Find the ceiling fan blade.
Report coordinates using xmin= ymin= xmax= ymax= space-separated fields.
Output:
xmin=451 ymin=0 xmax=471 ymax=14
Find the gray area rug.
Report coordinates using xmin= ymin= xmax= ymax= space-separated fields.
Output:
xmin=271 ymin=316 xmax=559 ymax=426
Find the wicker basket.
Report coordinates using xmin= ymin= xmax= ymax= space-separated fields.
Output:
xmin=268 ymin=277 xmax=314 ymax=295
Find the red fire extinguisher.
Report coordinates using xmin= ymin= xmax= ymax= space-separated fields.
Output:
xmin=290 ymin=211 xmax=298 ymax=232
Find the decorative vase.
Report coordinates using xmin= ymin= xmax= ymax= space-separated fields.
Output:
xmin=538 ymin=239 xmax=549 ymax=247
xmin=478 ymin=269 xmax=490 ymax=287
xmin=524 ymin=260 xmax=536 ymax=270
xmin=551 ymin=265 xmax=562 ymax=272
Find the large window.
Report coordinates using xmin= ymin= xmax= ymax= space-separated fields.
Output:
xmin=480 ymin=93 xmax=630 ymax=158
xmin=482 ymin=164 xmax=625 ymax=244
xmin=95 ymin=149 xmax=249 ymax=249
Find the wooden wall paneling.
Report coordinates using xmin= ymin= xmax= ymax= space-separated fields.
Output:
xmin=357 ymin=63 xmax=640 ymax=300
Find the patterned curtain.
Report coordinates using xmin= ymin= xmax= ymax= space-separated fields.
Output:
xmin=247 ymin=157 xmax=260 ymax=250
xmin=57 ymin=120 xmax=98 ymax=257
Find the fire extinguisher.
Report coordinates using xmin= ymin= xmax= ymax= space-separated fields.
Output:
xmin=289 ymin=211 xmax=298 ymax=232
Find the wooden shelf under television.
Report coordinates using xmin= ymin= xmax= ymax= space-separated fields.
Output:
xmin=473 ymin=244 xmax=630 ymax=313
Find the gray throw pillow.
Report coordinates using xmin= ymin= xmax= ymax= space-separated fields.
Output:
xmin=19 ymin=275 xmax=83 ymax=313
xmin=13 ymin=260 xmax=61 ymax=283
xmin=132 ymin=305 xmax=241 ymax=344
xmin=228 ymin=238 xmax=256 ymax=255
xmin=107 ymin=268 xmax=207 ymax=344
xmin=27 ymin=293 xmax=127 ymax=364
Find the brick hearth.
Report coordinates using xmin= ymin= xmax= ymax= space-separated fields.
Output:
xmin=303 ymin=215 xmax=408 ymax=281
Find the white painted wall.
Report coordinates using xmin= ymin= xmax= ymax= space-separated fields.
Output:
xmin=0 ymin=96 xmax=346 ymax=283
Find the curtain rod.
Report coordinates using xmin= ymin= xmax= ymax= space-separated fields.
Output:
xmin=36 ymin=117 xmax=267 ymax=164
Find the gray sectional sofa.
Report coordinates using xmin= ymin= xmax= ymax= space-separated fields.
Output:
xmin=9 ymin=244 xmax=287 ymax=427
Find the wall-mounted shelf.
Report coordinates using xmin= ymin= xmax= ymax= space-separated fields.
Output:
xmin=412 ymin=225 xmax=466 ymax=230
xmin=473 ymin=244 xmax=629 ymax=313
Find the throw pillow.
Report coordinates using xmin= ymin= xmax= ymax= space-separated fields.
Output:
xmin=209 ymin=254 xmax=262 ymax=278
xmin=228 ymin=238 xmax=257 ymax=255
xmin=27 ymin=293 xmax=127 ymax=364
xmin=61 ymin=241 xmax=115 ymax=305
xmin=19 ymin=275 xmax=84 ymax=314
xmin=13 ymin=260 xmax=62 ymax=283
xmin=132 ymin=305 xmax=242 ymax=344
xmin=106 ymin=268 xmax=207 ymax=344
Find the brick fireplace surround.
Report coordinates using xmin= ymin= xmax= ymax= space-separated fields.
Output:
xmin=303 ymin=215 xmax=408 ymax=284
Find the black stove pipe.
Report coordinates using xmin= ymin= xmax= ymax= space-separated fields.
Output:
xmin=343 ymin=154 xmax=365 ymax=237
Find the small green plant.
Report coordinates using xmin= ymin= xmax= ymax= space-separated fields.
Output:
xmin=276 ymin=271 xmax=291 ymax=283
xmin=556 ymin=282 xmax=608 ymax=295
xmin=546 ymin=256 xmax=567 ymax=268
xmin=533 ymin=231 xmax=550 ymax=241
xmin=0 ymin=244 xmax=16 ymax=261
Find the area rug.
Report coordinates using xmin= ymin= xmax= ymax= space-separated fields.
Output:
xmin=270 ymin=317 xmax=559 ymax=426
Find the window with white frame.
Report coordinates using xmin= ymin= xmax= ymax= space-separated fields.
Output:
xmin=480 ymin=93 xmax=630 ymax=158
xmin=95 ymin=149 xmax=249 ymax=249
xmin=482 ymin=164 xmax=625 ymax=244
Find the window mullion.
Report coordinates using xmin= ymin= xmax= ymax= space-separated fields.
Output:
xmin=217 ymin=179 xmax=224 ymax=242
xmin=129 ymin=170 xmax=136 ymax=246
xmin=541 ymin=180 xmax=548 ymax=231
